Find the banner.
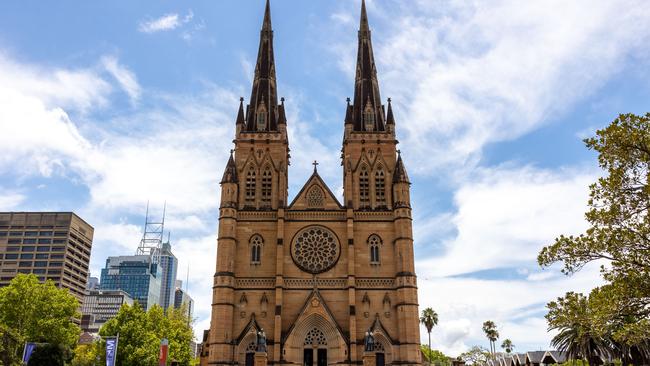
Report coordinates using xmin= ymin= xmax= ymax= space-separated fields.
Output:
xmin=106 ymin=337 xmax=118 ymax=366
xmin=22 ymin=342 xmax=37 ymax=363
xmin=159 ymin=338 xmax=169 ymax=366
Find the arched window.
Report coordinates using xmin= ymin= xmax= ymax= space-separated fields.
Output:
xmin=261 ymin=167 xmax=272 ymax=206
xmin=359 ymin=165 xmax=370 ymax=207
xmin=245 ymin=168 xmax=256 ymax=205
xmin=368 ymin=235 xmax=381 ymax=264
xmin=375 ymin=168 xmax=386 ymax=206
xmin=250 ymin=235 xmax=263 ymax=264
xmin=306 ymin=185 xmax=324 ymax=208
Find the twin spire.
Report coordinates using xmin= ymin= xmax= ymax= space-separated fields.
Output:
xmin=239 ymin=0 xmax=391 ymax=133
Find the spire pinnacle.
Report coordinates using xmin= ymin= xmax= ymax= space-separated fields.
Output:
xmin=350 ymin=0 xmax=385 ymax=132
xmin=244 ymin=0 xmax=280 ymax=132
xmin=393 ymin=152 xmax=410 ymax=184
xmin=221 ymin=151 xmax=238 ymax=184
xmin=236 ymin=97 xmax=245 ymax=125
xmin=360 ymin=0 xmax=370 ymax=35
xmin=262 ymin=0 xmax=272 ymax=32
xmin=386 ymin=98 xmax=395 ymax=125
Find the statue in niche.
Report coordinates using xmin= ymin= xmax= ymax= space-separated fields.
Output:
xmin=256 ymin=329 xmax=267 ymax=353
xmin=364 ymin=328 xmax=375 ymax=352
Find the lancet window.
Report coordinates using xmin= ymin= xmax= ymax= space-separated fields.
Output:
xmin=250 ymin=235 xmax=263 ymax=264
xmin=369 ymin=235 xmax=381 ymax=264
xmin=245 ymin=168 xmax=256 ymax=205
xmin=359 ymin=165 xmax=370 ymax=207
xmin=375 ymin=169 xmax=386 ymax=206
xmin=261 ymin=167 xmax=272 ymax=206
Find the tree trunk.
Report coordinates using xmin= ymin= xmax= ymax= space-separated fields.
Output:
xmin=428 ymin=332 xmax=431 ymax=366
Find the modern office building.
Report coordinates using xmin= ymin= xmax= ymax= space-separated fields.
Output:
xmin=174 ymin=280 xmax=194 ymax=320
xmin=0 ymin=212 xmax=93 ymax=302
xmin=159 ymin=241 xmax=178 ymax=310
xmin=86 ymin=276 xmax=99 ymax=291
xmin=99 ymin=255 xmax=161 ymax=310
xmin=81 ymin=289 xmax=134 ymax=333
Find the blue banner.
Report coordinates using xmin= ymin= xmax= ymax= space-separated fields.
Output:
xmin=22 ymin=342 xmax=37 ymax=363
xmin=106 ymin=337 xmax=118 ymax=366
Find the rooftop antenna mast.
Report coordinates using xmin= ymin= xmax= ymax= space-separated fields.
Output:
xmin=136 ymin=201 xmax=166 ymax=265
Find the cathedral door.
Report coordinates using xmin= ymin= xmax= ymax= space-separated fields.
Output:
xmin=245 ymin=352 xmax=254 ymax=366
xmin=303 ymin=349 xmax=313 ymax=366
xmin=376 ymin=353 xmax=385 ymax=366
xmin=317 ymin=349 xmax=327 ymax=366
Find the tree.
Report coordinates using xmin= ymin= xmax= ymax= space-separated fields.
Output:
xmin=420 ymin=345 xmax=451 ymax=366
xmin=546 ymin=292 xmax=612 ymax=366
xmin=70 ymin=344 xmax=99 ymax=366
xmin=420 ymin=308 xmax=439 ymax=366
xmin=500 ymin=339 xmax=514 ymax=354
xmin=27 ymin=344 xmax=68 ymax=366
xmin=99 ymin=302 xmax=195 ymax=366
xmin=0 ymin=274 xmax=80 ymax=365
xmin=538 ymin=113 xmax=650 ymax=364
xmin=481 ymin=321 xmax=499 ymax=357
xmin=459 ymin=346 xmax=490 ymax=365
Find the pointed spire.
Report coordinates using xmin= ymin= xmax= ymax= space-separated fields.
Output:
xmin=393 ymin=151 xmax=410 ymax=184
xmin=278 ymin=97 xmax=286 ymax=125
xmin=262 ymin=0 xmax=272 ymax=32
xmin=350 ymin=0 xmax=385 ymax=132
xmin=244 ymin=0 xmax=280 ymax=132
xmin=221 ymin=151 xmax=238 ymax=184
xmin=386 ymin=98 xmax=395 ymax=125
xmin=345 ymin=97 xmax=353 ymax=125
xmin=236 ymin=97 xmax=245 ymax=125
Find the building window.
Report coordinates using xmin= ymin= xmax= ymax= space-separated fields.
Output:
xmin=364 ymin=101 xmax=375 ymax=132
xmin=245 ymin=168 xmax=256 ymax=205
xmin=250 ymin=235 xmax=263 ymax=265
xmin=375 ymin=169 xmax=386 ymax=206
xmin=261 ymin=168 xmax=272 ymax=206
xmin=368 ymin=235 xmax=382 ymax=264
xmin=359 ymin=166 xmax=370 ymax=207
xmin=306 ymin=186 xmax=324 ymax=208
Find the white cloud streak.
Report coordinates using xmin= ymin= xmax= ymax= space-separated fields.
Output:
xmin=138 ymin=10 xmax=194 ymax=34
xmin=102 ymin=56 xmax=142 ymax=105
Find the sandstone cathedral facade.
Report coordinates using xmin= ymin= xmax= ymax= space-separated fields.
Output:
xmin=202 ymin=1 xmax=421 ymax=366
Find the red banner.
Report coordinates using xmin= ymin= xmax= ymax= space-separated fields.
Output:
xmin=159 ymin=338 xmax=169 ymax=366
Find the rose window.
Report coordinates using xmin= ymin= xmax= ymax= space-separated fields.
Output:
xmin=291 ymin=226 xmax=340 ymax=274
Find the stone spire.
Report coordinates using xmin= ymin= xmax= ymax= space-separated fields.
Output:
xmin=386 ymin=98 xmax=395 ymax=126
xmin=244 ymin=0 xmax=280 ymax=132
xmin=221 ymin=151 xmax=238 ymax=184
xmin=350 ymin=0 xmax=385 ymax=132
xmin=236 ymin=97 xmax=245 ymax=126
xmin=393 ymin=152 xmax=410 ymax=184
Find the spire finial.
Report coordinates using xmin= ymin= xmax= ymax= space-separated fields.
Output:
xmin=360 ymin=0 xmax=370 ymax=35
xmin=262 ymin=0 xmax=272 ymax=32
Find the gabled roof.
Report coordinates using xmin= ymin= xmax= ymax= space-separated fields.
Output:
xmin=283 ymin=290 xmax=348 ymax=345
xmin=526 ymin=351 xmax=546 ymax=363
xmin=235 ymin=314 xmax=263 ymax=344
xmin=288 ymin=168 xmax=343 ymax=210
xmin=542 ymin=351 xmax=567 ymax=364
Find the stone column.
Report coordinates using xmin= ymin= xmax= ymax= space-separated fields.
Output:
xmin=254 ymin=351 xmax=268 ymax=366
xmin=362 ymin=352 xmax=376 ymax=366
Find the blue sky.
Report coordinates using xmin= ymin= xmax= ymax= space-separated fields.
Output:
xmin=1 ymin=0 xmax=649 ymax=356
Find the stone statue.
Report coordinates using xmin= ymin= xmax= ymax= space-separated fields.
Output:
xmin=256 ymin=329 xmax=267 ymax=353
xmin=364 ymin=329 xmax=375 ymax=352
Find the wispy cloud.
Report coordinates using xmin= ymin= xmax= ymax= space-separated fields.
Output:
xmin=101 ymin=56 xmax=142 ymax=105
xmin=0 ymin=187 xmax=25 ymax=209
xmin=138 ymin=10 xmax=194 ymax=34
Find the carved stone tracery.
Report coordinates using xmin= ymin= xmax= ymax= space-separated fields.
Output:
xmin=291 ymin=226 xmax=340 ymax=274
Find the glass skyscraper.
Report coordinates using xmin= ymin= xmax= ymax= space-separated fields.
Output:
xmin=159 ymin=242 xmax=178 ymax=310
xmin=99 ymin=255 xmax=161 ymax=310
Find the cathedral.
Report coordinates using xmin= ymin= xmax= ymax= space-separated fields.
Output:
xmin=202 ymin=1 xmax=421 ymax=365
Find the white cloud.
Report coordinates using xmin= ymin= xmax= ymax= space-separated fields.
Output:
xmin=0 ymin=188 xmax=25 ymax=209
xmin=138 ymin=10 xmax=195 ymax=34
xmin=418 ymin=165 xmax=596 ymax=277
xmin=139 ymin=14 xmax=181 ymax=33
xmin=329 ymin=0 xmax=650 ymax=173
xmin=102 ymin=56 xmax=142 ymax=104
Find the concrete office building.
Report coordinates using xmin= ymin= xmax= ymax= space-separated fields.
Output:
xmin=0 ymin=212 xmax=93 ymax=302
xmin=81 ymin=289 xmax=134 ymax=333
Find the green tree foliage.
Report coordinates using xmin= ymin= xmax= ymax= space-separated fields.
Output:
xmin=27 ymin=344 xmax=68 ymax=366
xmin=500 ymin=339 xmax=514 ymax=354
xmin=70 ymin=344 xmax=99 ymax=366
xmin=459 ymin=346 xmax=490 ymax=365
xmin=420 ymin=345 xmax=451 ymax=366
xmin=98 ymin=302 xmax=195 ymax=366
xmin=0 ymin=274 xmax=80 ymax=365
xmin=481 ymin=321 xmax=499 ymax=357
xmin=538 ymin=113 xmax=650 ymax=364
xmin=420 ymin=308 xmax=439 ymax=365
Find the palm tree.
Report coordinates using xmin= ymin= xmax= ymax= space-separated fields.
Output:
xmin=420 ymin=308 xmax=439 ymax=365
xmin=501 ymin=339 xmax=514 ymax=354
xmin=482 ymin=321 xmax=499 ymax=358
xmin=550 ymin=324 xmax=611 ymax=366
